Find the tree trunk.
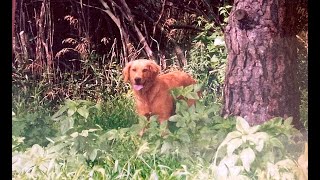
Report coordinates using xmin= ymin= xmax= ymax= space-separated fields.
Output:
xmin=222 ymin=0 xmax=304 ymax=129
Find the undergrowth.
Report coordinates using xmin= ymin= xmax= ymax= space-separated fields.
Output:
xmin=12 ymin=85 xmax=307 ymax=179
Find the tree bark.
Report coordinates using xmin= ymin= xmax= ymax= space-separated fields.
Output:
xmin=222 ymin=0 xmax=304 ymax=129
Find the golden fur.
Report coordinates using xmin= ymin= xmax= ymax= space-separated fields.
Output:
xmin=123 ymin=59 xmax=196 ymax=123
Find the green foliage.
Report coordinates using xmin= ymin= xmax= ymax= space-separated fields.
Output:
xmin=51 ymin=99 xmax=100 ymax=135
xmin=12 ymin=85 xmax=307 ymax=179
xmin=218 ymin=5 xmax=233 ymax=25
xmin=95 ymin=95 xmax=139 ymax=130
xmin=52 ymin=96 xmax=138 ymax=136
xmin=186 ymin=17 xmax=227 ymax=103
xmin=211 ymin=117 xmax=305 ymax=179
xmin=12 ymin=50 xmax=133 ymax=148
xmin=12 ymin=84 xmax=58 ymax=147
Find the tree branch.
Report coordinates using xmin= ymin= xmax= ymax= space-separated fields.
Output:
xmin=115 ymin=0 xmax=155 ymax=60
xmin=99 ymin=0 xmax=130 ymax=62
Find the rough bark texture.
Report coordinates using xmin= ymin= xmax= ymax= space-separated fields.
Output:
xmin=222 ymin=0 xmax=304 ymax=129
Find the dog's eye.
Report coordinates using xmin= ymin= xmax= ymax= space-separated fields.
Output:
xmin=132 ymin=68 xmax=136 ymax=72
xmin=142 ymin=69 xmax=148 ymax=72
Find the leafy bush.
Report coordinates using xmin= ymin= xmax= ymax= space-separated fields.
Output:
xmin=186 ymin=17 xmax=227 ymax=103
xmin=12 ymin=83 xmax=58 ymax=147
xmin=12 ymin=53 xmax=132 ymax=147
xmin=13 ymin=85 xmax=307 ymax=179
xmin=51 ymin=96 xmax=138 ymax=135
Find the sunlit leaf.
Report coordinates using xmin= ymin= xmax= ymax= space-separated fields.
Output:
xmin=60 ymin=117 xmax=74 ymax=134
xmin=106 ymin=129 xmax=118 ymax=140
xmin=80 ymin=130 xmax=89 ymax=137
xmin=67 ymin=106 xmax=77 ymax=117
xmin=77 ymin=106 xmax=89 ymax=119
xmin=240 ymin=147 xmax=255 ymax=172
xmin=227 ymin=138 xmax=243 ymax=156
xmin=267 ymin=162 xmax=280 ymax=179
xmin=89 ymin=149 xmax=98 ymax=161
xmin=51 ymin=105 xmax=68 ymax=120
xmin=236 ymin=116 xmax=250 ymax=134
xmin=161 ymin=141 xmax=172 ymax=154
xmin=70 ymin=132 xmax=79 ymax=138
xmin=221 ymin=131 xmax=242 ymax=146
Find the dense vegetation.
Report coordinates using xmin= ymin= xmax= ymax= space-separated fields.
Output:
xmin=12 ymin=0 xmax=307 ymax=179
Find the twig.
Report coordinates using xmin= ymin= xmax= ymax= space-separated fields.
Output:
xmin=153 ymin=0 xmax=166 ymax=37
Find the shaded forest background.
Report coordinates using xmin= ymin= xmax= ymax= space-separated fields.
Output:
xmin=12 ymin=0 xmax=307 ymax=103
xmin=13 ymin=0 xmax=238 ymax=103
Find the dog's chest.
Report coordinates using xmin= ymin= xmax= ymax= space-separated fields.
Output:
xmin=134 ymin=88 xmax=172 ymax=114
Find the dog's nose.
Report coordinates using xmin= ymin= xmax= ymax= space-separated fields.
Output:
xmin=134 ymin=77 xmax=141 ymax=83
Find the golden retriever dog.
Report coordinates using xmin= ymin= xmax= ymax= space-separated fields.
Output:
xmin=123 ymin=59 xmax=197 ymax=124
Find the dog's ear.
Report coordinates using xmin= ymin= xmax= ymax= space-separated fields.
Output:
xmin=122 ymin=62 xmax=132 ymax=82
xmin=148 ymin=61 xmax=161 ymax=76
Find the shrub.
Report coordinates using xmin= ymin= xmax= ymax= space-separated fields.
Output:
xmin=12 ymin=85 xmax=307 ymax=179
xmin=185 ymin=17 xmax=227 ymax=104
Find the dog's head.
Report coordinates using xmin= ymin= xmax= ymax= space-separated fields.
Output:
xmin=123 ymin=59 xmax=161 ymax=91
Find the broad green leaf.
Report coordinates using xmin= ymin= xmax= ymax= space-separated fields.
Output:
xmin=181 ymin=110 xmax=189 ymax=118
xmin=47 ymin=143 xmax=68 ymax=154
xmin=221 ymin=131 xmax=242 ymax=146
xmin=195 ymin=101 xmax=205 ymax=113
xmin=220 ymin=154 xmax=239 ymax=168
xmin=246 ymin=132 xmax=268 ymax=152
xmin=211 ymin=55 xmax=219 ymax=62
xmin=188 ymin=104 xmax=196 ymax=114
xmin=89 ymin=149 xmax=98 ymax=161
xmin=194 ymin=83 xmax=203 ymax=92
xmin=176 ymin=119 xmax=186 ymax=128
xmin=60 ymin=117 xmax=74 ymax=134
xmin=236 ymin=116 xmax=250 ymax=134
xmin=186 ymin=92 xmax=199 ymax=99
xmin=30 ymin=144 xmax=45 ymax=156
xmin=160 ymin=121 xmax=168 ymax=131
xmin=228 ymin=166 xmax=243 ymax=177
xmin=247 ymin=125 xmax=260 ymax=134
xmin=215 ymin=164 xmax=228 ymax=179
xmin=177 ymin=130 xmax=191 ymax=143
xmin=227 ymin=138 xmax=243 ymax=156
xmin=283 ymin=117 xmax=293 ymax=126
xmin=255 ymin=139 xmax=265 ymax=152
xmin=70 ymin=132 xmax=79 ymax=138
xmin=67 ymin=106 xmax=77 ymax=117
xmin=247 ymin=132 xmax=269 ymax=144
xmin=65 ymin=99 xmax=77 ymax=107
xmin=161 ymin=141 xmax=172 ymax=154
xmin=266 ymin=162 xmax=280 ymax=179
xmin=189 ymin=121 xmax=196 ymax=129
xmin=51 ymin=105 xmax=68 ymax=120
xmin=169 ymin=115 xmax=180 ymax=122
xmin=88 ymin=128 xmax=99 ymax=132
xmin=106 ymin=129 xmax=118 ymax=140
xmin=240 ymin=147 xmax=255 ymax=172
xmin=77 ymin=106 xmax=89 ymax=119
xmin=80 ymin=130 xmax=89 ymax=137
xmin=269 ymin=137 xmax=284 ymax=149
